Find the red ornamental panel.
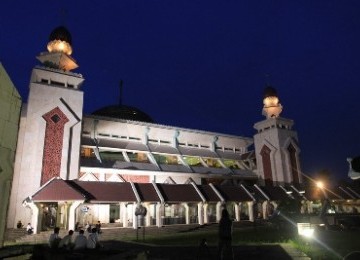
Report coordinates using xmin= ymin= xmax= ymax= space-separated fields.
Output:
xmin=41 ymin=107 xmax=69 ymax=185
xmin=288 ymin=143 xmax=299 ymax=184
xmin=260 ymin=145 xmax=273 ymax=186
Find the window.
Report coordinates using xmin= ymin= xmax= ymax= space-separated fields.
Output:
xmin=153 ymin=154 xmax=180 ymax=165
xmin=183 ymin=156 xmax=202 ymax=166
xmin=126 ymin=152 xmax=150 ymax=163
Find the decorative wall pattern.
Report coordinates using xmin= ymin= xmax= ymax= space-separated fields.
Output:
xmin=41 ymin=107 xmax=69 ymax=185
xmin=120 ymin=174 xmax=149 ymax=183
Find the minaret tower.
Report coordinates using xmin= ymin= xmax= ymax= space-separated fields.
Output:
xmin=253 ymin=86 xmax=302 ymax=186
xmin=7 ymin=26 xmax=84 ymax=229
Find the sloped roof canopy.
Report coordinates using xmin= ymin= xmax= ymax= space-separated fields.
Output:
xmin=156 ymin=184 xmax=202 ymax=203
xmin=197 ymin=185 xmax=222 ymax=202
xmin=32 ymin=178 xmax=85 ymax=202
xmin=214 ymin=185 xmax=253 ymax=202
xmin=134 ymin=183 xmax=160 ymax=202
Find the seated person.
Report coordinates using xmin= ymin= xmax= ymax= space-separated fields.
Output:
xmin=73 ymin=229 xmax=87 ymax=250
xmin=95 ymin=221 xmax=102 ymax=234
xmin=58 ymin=230 xmax=74 ymax=250
xmin=26 ymin=223 xmax=33 ymax=234
xmin=49 ymin=227 xmax=61 ymax=248
xmin=87 ymin=228 xmax=100 ymax=249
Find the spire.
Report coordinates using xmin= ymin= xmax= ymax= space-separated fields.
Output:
xmin=262 ymin=86 xmax=283 ymax=118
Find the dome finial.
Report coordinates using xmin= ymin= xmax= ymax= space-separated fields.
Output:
xmin=47 ymin=26 xmax=73 ymax=55
xmin=262 ymin=86 xmax=283 ymax=118
xmin=37 ymin=26 xmax=78 ymax=71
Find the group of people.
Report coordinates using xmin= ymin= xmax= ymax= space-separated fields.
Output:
xmin=48 ymin=225 xmax=102 ymax=250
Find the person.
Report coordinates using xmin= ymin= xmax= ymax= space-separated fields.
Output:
xmin=87 ymin=227 xmax=100 ymax=249
xmin=75 ymin=222 xmax=80 ymax=232
xmin=73 ymin=229 xmax=87 ymax=250
xmin=49 ymin=227 xmax=61 ymax=248
xmin=58 ymin=230 xmax=74 ymax=250
xmin=85 ymin=222 xmax=92 ymax=233
xmin=218 ymin=208 xmax=233 ymax=260
xmin=17 ymin=220 xmax=23 ymax=229
xmin=95 ymin=221 xmax=102 ymax=234
xmin=26 ymin=223 xmax=33 ymax=234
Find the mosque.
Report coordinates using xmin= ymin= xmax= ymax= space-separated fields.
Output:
xmin=1 ymin=26 xmax=358 ymax=241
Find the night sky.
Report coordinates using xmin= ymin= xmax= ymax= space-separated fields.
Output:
xmin=1 ymin=1 xmax=360 ymax=181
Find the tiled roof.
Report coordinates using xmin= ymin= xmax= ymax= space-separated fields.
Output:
xmin=72 ymin=181 xmax=137 ymax=203
xmin=259 ymin=186 xmax=292 ymax=201
xmin=215 ymin=185 xmax=253 ymax=202
xmin=135 ymin=183 xmax=160 ymax=202
xmin=156 ymin=184 xmax=202 ymax=203
xmin=197 ymin=185 xmax=221 ymax=202
xmin=32 ymin=178 xmax=85 ymax=201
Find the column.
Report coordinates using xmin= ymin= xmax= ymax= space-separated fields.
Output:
xmin=121 ymin=202 xmax=128 ymax=228
xmin=156 ymin=203 xmax=163 ymax=227
xmin=235 ymin=203 xmax=241 ymax=221
xmin=26 ymin=202 xmax=40 ymax=234
xmin=183 ymin=203 xmax=190 ymax=224
xmin=132 ymin=203 xmax=137 ymax=229
xmin=262 ymin=201 xmax=269 ymax=220
xmin=197 ymin=202 xmax=204 ymax=225
xmin=247 ymin=201 xmax=254 ymax=222
xmin=144 ymin=203 xmax=151 ymax=226
xmin=68 ymin=201 xmax=82 ymax=231
xmin=203 ymin=203 xmax=209 ymax=224
xmin=216 ymin=202 xmax=222 ymax=222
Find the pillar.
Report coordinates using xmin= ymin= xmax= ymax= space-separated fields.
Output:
xmin=203 ymin=203 xmax=209 ymax=224
xmin=156 ymin=203 xmax=163 ymax=227
xmin=132 ymin=203 xmax=137 ymax=229
xmin=235 ymin=203 xmax=241 ymax=221
xmin=26 ymin=202 xmax=40 ymax=234
xmin=197 ymin=202 xmax=204 ymax=225
xmin=184 ymin=203 xmax=190 ymax=224
xmin=68 ymin=201 xmax=82 ymax=231
xmin=262 ymin=201 xmax=269 ymax=220
xmin=144 ymin=203 xmax=151 ymax=226
xmin=121 ymin=202 xmax=128 ymax=227
xmin=216 ymin=202 xmax=222 ymax=222
xmin=247 ymin=201 xmax=254 ymax=222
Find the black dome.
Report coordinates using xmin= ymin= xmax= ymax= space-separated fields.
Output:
xmin=263 ymin=86 xmax=278 ymax=98
xmin=92 ymin=105 xmax=154 ymax=123
xmin=49 ymin=26 xmax=72 ymax=45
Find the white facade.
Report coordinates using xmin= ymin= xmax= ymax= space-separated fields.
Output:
xmin=7 ymin=66 xmax=84 ymax=228
xmin=254 ymin=117 xmax=302 ymax=186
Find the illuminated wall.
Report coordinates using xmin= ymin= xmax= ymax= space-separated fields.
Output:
xmin=0 ymin=63 xmax=21 ymax=247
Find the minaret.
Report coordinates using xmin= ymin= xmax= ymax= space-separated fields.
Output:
xmin=253 ymin=86 xmax=302 ymax=186
xmin=7 ymin=26 xmax=85 ymax=229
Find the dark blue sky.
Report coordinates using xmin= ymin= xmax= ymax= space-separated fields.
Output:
xmin=1 ymin=1 xmax=360 ymax=181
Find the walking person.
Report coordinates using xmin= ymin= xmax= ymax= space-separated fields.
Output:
xmin=218 ymin=208 xmax=234 ymax=260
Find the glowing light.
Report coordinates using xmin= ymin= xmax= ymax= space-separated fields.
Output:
xmin=47 ymin=40 xmax=73 ymax=55
xmin=316 ymin=181 xmax=324 ymax=189
xmin=297 ymin=223 xmax=315 ymax=238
